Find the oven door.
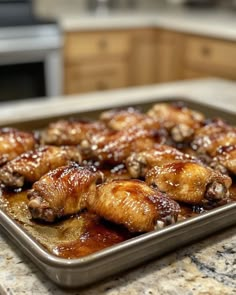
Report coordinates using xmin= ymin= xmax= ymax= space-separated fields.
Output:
xmin=0 ymin=61 xmax=46 ymax=102
xmin=0 ymin=26 xmax=62 ymax=101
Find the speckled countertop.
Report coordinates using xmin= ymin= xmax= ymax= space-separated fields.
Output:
xmin=0 ymin=78 xmax=236 ymax=294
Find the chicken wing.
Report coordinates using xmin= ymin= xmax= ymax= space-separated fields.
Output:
xmin=191 ymin=119 xmax=236 ymax=157
xmin=100 ymin=107 xmax=163 ymax=131
xmin=146 ymin=161 xmax=232 ymax=206
xmin=28 ymin=164 xmax=104 ymax=222
xmin=86 ymin=179 xmax=180 ymax=232
xmin=211 ymin=145 xmax=236 ymax=175
xmin=0 ymin=128 xmax=36 ymax=166
xmin=0 ymin=146 xmax=82 ymax=188
xmin=41 ymin=119 xmax=107 ymax=146
xmin=87 ymin=126 xmax=166 ymax=165
xmin=126 ymin=144 xmax=197 ymax=178
xmin=147 ymin=102 xmax=205 ymax=142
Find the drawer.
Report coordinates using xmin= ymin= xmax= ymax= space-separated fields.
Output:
xmin=64 ymin=31 xmax=131 ymax=63
xmin=185 ymin=36 xmax=236 ymax=70
xmin=65 ymin=61 xmax=128 ymax=94
xmin=183 ymin=69 xmax=211 ymax=80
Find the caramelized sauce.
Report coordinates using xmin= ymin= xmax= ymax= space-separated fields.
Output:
xmin=53 ymin=216 xmax=131 ymax=259
xmin=0 ymin=189 xmax=131 ymax=259
xmin=0 ymin=178 xmax=235 ymax=259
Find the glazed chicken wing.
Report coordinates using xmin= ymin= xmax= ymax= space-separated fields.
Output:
xmin=28 ymin=164 xmax=104 ymax=222
xmin=0 ymin=146 xmax=82 ymax=188
xmin=147 ymin=103 xmax=205 ymax=142
xmin=0 ymin=128 xmax=36 ymax=166
xmin=126 ymin=144 xmax=197 ymax=178
xmin=86 ymin=179 xmax=180 ymax=232
xmin=211 ymin=145 xmax=236 ymax=175
xmin=100 ymin=107 xmax=163 ymax=131
xmin=41 ymin=119 xmax=107 ymax=146
xmin=146 ymin=161 xmax=232 ymax=206
xmin=191 ymin=119 xmax=236 ymax=157
xmin=87 ymin=126 xmax=166 ymax=165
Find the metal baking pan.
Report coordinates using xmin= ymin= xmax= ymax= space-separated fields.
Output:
xmin=0 ymin=98 xmax=236 ymax=288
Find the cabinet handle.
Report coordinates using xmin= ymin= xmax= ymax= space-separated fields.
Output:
xmin=201 ymin=46 xmax=211 ymax=57
xmin=98 ymin=39 xmax=108 ymax=50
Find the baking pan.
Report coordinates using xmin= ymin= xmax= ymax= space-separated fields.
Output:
xmin=0 ymin=98 xmax=235 ymax=288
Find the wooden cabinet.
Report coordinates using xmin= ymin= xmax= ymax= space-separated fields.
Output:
xmin=131 ymin=29 xmax=156 ymax=86
xmin=65 ymin=60 xmax=128 ymax=94
xmin=155 ymin=30 xmax=185 ymax=83
xmin=64 ymin=31 xmax=131 ymax=63
xmin=64 ymin=28 xmax=236 ymax=95
xmin=183 ymin=35 xmax=236 ymax=80
xmin=64 ymin=30 xmax=131 ymax=94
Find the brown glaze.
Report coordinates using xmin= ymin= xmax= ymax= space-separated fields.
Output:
xmin=0 ymin=128 xmax=37 ymax=166
xmin=100 ymin=107 xmax=163 ymax=132
xmin=146 ymin=161 xmax=232 ymax=205
xmin=0 ymin=184 xmax=234 ymax=259
xmin=147 ymin=103 xmax=205 ymax=142
xmin=0 ymin=191 xmax=131 ymax=259
xmin=0 ymin=146 xmax=82 ymax=188
xmin=41 ymin=119 xmax=107 ymax=146
xmin=86 ymin=179 xmax=180 ymax=232
xmin=126 ymin=144 xmax=197 ymax=178
xmin=0 ymin=102 xmax=235 ymax=260
xmin=52 ymin=213 xmax=131 ymax=259
xmin=212 ymin=145 xmax=236 ymax=175
xmin=87 ymin=126 xmax=166 ymax=165
xmin=191 ymin=119 xmax=236 ymax=157
xmin=28 ymin=164 xmax=104 ymax=222
xmin=229 ymin=183 xmax=236 ymax=201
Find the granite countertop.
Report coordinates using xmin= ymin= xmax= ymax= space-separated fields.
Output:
xmin=0 ymin=78 xmax=236 ymax=294
xmin=58 ymin=5 xmax=236 ymax=41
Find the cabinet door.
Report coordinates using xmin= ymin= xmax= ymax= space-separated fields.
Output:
xmin=65 ymin=60 xmax=128 ymax=94
xmin=186 ymin=36 xmax=236 ymax=70
xmin=131 ymin=29 xmax=156 ymax=86
xmin=184 ymin=35 xmax=236 ymax=80
xmin=183 ymin=69 xmax=211 ymax=80
xmin=64 ymin=31 xmax=131 ymax=64
xmin=156 ymin=30 xmax=185 ymax=83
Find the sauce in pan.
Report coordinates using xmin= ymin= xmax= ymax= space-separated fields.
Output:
xmin=2 ymin=185 xmax=234 ymax=259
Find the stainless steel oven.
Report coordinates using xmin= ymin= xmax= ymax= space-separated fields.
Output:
xmin=0 ymin=0 xmax=62 ymax=102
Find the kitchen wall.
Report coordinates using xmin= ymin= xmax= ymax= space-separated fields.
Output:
xmin=33 ymin=0 xmax=159 ymax=17
xmin=33 ymin=0 xmax=86 ymax=17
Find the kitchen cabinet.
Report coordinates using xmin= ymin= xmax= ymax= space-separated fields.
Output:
xmin=155 ymin=29 xmax=185 ymax=82
xmin=64 ymin=30 xmax=131 ymax=94
xmin=183 ymin=35 xmax=236 ymax=80
xmin=64 ymin=28 xmax=236 ymax=95
xmin=65 ymin=60 xmax=128 ymax=94
xmin=131 ymin=29 xmax=156 ymax=86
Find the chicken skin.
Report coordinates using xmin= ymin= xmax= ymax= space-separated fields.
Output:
xmin=41 ymin=119 xmax=107 ymax=146
xmin=126 ymin=144 xmax=197 ymax=178
xmin=147 ymin=103 xmax=205 ymax=142
xmin=28 ymin=164 xmax=104 ymax=222
xmin=191 ymin=119 xmax=236 ymax=157
xmin=100 ymin=107 xmax=163 ymax=131
xmin=86 ymin=179 xmax=180 ymax=232
xmin=146 ymin=161 xmax=232 ymax=206
xmin=0 ymin=128 xmax=36 ymax=166
xmin=0 ymin=146 xmax=82 ymax=188
xmin=211 ymin=145 xmax=236 ymax=175
xmin=87 ymin=126 xmax=166 ymax=165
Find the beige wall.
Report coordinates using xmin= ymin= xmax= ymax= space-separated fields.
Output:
xmin=33 ymin=0 xmax=159 ymax=18
xmin=33 ymin=0 xmax=87 ymax=18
